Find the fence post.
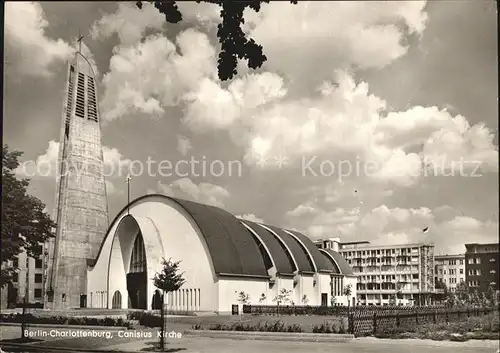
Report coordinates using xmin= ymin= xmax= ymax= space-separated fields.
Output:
xmin=372 ymin=313 xmax=377 ymax=335
xmin=415 ymin=310 xmax=419 ymax=325
xmin=396 ymin=312 xmax=400 ymax=327
xmin=349 ymin=312 xmax=354 ymax=334
xmin=433 ymin=310 xmax=436 ymax=324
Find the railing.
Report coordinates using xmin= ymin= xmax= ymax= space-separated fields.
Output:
xmin=350 ymin=306 xmax=497 ymax=336
xmin=240 ymin=304 xmax=497 ymax=336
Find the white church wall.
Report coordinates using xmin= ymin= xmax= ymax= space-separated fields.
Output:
xmin=271 ymin=276 xmax=294 ymax=305
xmin=218 ymin=277 xmax=269 ymax=314
xmin=125 ymin=196 xmax=218 ymax=312
xmin=87 ymin=211 xmax=125 ymax=308
xmin=298 ymin=274 xmax=315 ymax=305
xmin=318 ymin=272 xmax=331 ymax=305
xmin=88 ymin=196 xmax=220 ymax=311
xmin=335 ymin=275 xmax=357 ymax=306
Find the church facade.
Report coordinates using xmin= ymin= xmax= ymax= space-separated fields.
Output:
xmin=87 ymin=194 xmax=357 ymax=313
xmin=45 ymin=43 xmax=357 ymax=313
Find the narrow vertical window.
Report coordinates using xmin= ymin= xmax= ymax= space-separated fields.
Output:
xmin=87 ymin=77 xmax=97 ymax=122
xmin=75 ymin=73 xmax=86 ymax=118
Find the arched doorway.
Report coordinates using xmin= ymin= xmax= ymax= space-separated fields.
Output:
xmin=127 ymin=233 xmax=148 ymax=309
xmin=152 ymin=290 xmax=162 ymax=310
xmin=112 ymin=291 xmax=122 ymax=309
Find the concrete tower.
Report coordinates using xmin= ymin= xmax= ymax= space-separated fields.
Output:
xmin=45 ymin=40 xmax=109 ymax=310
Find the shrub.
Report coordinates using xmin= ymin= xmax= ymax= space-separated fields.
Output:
xmin=206 ymin=320 xmax=303 ymax=333
xmin=0 ymin=314 xmax=132 ymax=328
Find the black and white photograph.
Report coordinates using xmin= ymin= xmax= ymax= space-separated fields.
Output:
xmin=1 ymin=1 xmax=499 ymax=352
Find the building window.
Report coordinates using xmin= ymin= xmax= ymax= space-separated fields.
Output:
xmin=460 ymin=269 xmax=463 ymax=274
xmin=35 ymin=259 xmax=43 ymax=269
xmin=468 ymin=258 xmax=473 ymax=264
xmin=35 ymin=274 xmax=43 ymax=283
xmin=468 ymin=269 xmax=474 ymax=276
xmin=460 ymin=259 xmax=463 ymax=265
xmin=491 ymin=270 xmax=496 ymax=274
xmin=34 ymin=289 xmax=42 ymax=298
xmin=490 ymin=258 xmax=496 ymax=262
xmin=449 ymin=260 xmax=456 ymax=265
xmin=475 ymin=269 xmax=481 ymax=276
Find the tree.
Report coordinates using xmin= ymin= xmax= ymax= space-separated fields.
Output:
xmin=1 ymin=145 xmax=56 ymax=287
xmin=272 ymin=288 xmax=292 ymax=315
xmin=237 ymin=291 xmax=250 ymax=305
xmin=455 ymin=281 xmax=471 ymax=307
xmin=258 ymin=293 xmax=266 ymax=304
xmin=152 ymin=258 xmax=185 ymax=351
xmin=343 ymin=284 xmax=353 ymax=315
xmin=389 ymin=294 xmax=397 ymax=306
xmin=434 ymin=279 xmax=453 ymax=305
xmin=330 ymin=295 xmax=336 ymax=307
xmin=136 ymin=0 xmax=298 ymax=81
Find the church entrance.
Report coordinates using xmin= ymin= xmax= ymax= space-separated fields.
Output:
xmin=126 ymin=232 xmax=148 ymax=310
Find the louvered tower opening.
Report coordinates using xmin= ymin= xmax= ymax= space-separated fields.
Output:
xmin=87 ymin=77 xmax=97 ymax=122
xmin=75 ymin=73 xmax=86 ymax=118
xmin=65 ymin=65 xmax=75 ymax=137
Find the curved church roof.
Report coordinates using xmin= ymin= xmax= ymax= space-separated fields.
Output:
xmin=90 ymin=194 xmax=354 ymax=278
xmin=320 ymin=248 xmax=354 ymax=276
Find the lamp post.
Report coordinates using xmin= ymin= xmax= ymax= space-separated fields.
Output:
xmin=126 ymin=174 xmax=131 ymax=214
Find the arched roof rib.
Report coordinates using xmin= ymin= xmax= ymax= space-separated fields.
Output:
xmin=262 ymin=224 xmax=315 ymax=274
xmin=319 ymin=249 xmax=341 ymax=274
xmin=89 ymin=194 xmax=354 ymax=279
xmin=241 ymin=220 xmax=295 ymax=276
xmin=174 ymin=198 xmax=269 ymax=278
xmin=285 ymin=229 xmax=334 ymax=273
xmin=320 ymin=248 xmax=354 ymax=275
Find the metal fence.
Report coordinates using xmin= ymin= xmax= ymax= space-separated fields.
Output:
xmin=348 ymin=306 xmax=496 ymax=336
xmin=241 ymin=304 xmax=497 ymax=336
xmin=243 ymin=304 xmax=448 ymax=316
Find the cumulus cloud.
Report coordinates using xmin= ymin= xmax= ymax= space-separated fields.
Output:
xmin=99 ymin=29 xmax=217 ymax=122
xmin=90 ymin=2 xmax=165 ymax=46
xmin=286 ymin=201 xmax=498 ymax=254
xmin=156 ymin=178 xmax=230 ymax=207
xmin=244 ymin=1 xmax=428 ymax=86
xmin=236 ymin=213 xmax=264 ymax=223
xmin=94 ymin=0 xmax=497 ymax=189
xmin=5 ymin=2 xmax=73 ymax=77
xmin=16 ymin=140 xmax=131 ymax=181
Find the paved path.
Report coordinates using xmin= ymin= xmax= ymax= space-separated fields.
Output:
xmin=103 ymin=336 xmax=499 ymax=353
xmin=1 ymin=326 xmax=498 ymax=353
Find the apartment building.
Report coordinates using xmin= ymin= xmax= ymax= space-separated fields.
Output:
xmin=434 ymin=254 xmax=466 ymax=291
xmin=1 ymin=244 xmax=46 ymax=308
xmin=465 ymin=243 xmax=499 ymax=293
xmin=337 ymin=242 xmax=435 ymax=306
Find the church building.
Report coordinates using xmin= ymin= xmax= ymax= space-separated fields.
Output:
xmin=45 ymin=42 xmax=356 ymax=314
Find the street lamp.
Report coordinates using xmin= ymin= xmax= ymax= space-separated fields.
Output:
xmin=126 ymin=174 xmax=131 ymax=214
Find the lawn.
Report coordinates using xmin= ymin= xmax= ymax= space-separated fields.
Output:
xmin=164 ymin=314 xmax=346 ymax=333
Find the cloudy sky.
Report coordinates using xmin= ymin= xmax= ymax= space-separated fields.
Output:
xmin=4 ymin=1 xmax=498 ymax=255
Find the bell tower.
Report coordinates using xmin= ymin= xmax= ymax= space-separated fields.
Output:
xmin=45 ymin=39 xmax=109 ymax=310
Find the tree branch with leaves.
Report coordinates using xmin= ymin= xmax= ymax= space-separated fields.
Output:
xmin=2 ymin=145 xmax=56 ymax=287
xmin=136 ymin=0 xmax=298 ymax=81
